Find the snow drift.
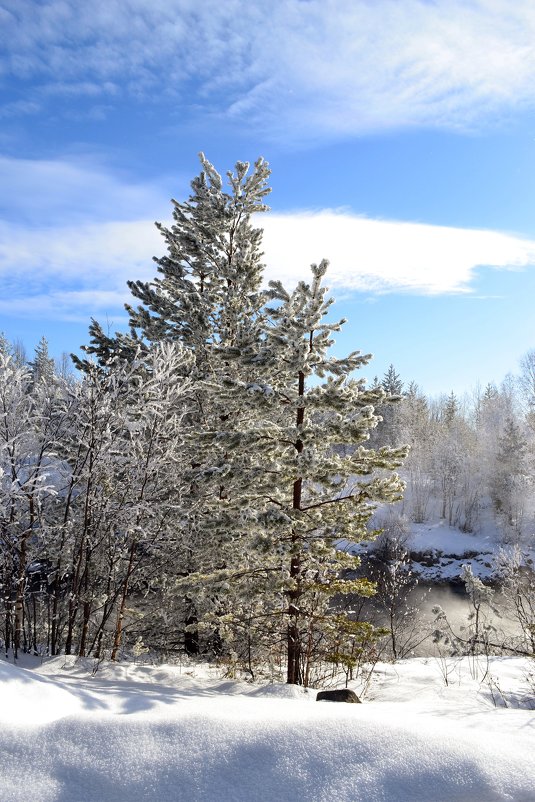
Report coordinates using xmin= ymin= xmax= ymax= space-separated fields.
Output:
xmin=0 ymin=655 xmax=533 ymax=802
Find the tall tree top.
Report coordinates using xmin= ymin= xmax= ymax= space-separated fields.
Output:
xmin=30 ymin=336 xmax=56 ymax=384
xmin=443 ymin=391 xmax=458 ymax=423
xmin=82 ymin=154 xmax=271 ymax=368
xmin=382 ymin=364 xmax=403 ymax=396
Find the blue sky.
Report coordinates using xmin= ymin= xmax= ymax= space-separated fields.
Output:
xmin=1 ymin=0 xmax=535 ymax=395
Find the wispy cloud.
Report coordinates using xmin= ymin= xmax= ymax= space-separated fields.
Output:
xmin=0 ymin=215 xmax=159 ymax=321
xmin=0 ymin=156 xmax=177 ymax=225
xmin=0 ymin=218 xmax=159 ymax=288
xmin=0 ymin=100 xmax=41 ymax=119
xmin=2 ymin=209 xmax=535 ymax=322
xmin=2 ymin=1 xmax=535 ymax=141
xmin=0 ymin=290 xmax=130 ymax=324
xmin=2 ymin=157 xmax=535 ymax=324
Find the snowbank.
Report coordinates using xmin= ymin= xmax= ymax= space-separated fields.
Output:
xmin=342 ymin=519 xmax=535 ymax=583
xmin=0 ymin=655 xmax=533 ymax=802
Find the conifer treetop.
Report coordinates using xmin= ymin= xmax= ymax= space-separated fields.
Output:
xmin=82 ymin=153 xmax=271 ymax=366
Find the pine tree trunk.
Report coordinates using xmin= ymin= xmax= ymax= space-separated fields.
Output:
xmin=287 ymin=370 xmax=305 ymax=685
xmin=287 ymin=555 xmax=302 ymax=685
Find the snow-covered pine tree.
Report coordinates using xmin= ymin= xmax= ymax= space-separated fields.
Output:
xmin=264 ymin=263 xmax=407 ymax=683
xmin=81 ymin=153 xmax=271 ymax=367
xmin=372 ymin=363 xmax=404 ymax=448
xmin=382 ymin=364 xmax=403 ymax=396
xmin=78 ymin=154 xmax=272 ymax=655
xmin=30 ymin=336 xmax=56 ymax=385
xmin=191 ymin=260 xmax=408 ymax=684
xmin=77 ymin=156 xmax=407 ymax=678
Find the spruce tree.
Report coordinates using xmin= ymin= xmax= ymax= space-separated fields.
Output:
xmin=382 ymin=364 xmax=403 ymax=396
xmin=443 ymin=391 xmax=458 ymax=424
xmin=491 ymin=418 xmax=529 ymax=539
xmin=374 ymin=363 xmax=404 ymax=447
xmin=30 ymin=336 xmax=56 ymax=384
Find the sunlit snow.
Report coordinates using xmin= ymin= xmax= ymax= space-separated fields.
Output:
xmin=0 ymin=654 xmax=533 ymax=802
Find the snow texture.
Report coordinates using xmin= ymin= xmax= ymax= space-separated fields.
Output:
xmin=341 ymin=520 xmax=535 ymax=583
xmin=0 ymin=654 xmax=533 ymax=802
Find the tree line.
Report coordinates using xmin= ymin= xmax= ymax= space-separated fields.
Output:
xmin=371 ymin=360 xmax=535 ymax=543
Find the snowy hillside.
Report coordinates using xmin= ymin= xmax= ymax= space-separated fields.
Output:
xmin=1 ymin=654 xmax=534 ymax=802
xmin=343 ymin=518 xmax=535 ymax=583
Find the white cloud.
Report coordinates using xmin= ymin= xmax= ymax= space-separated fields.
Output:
xmin=3 ymin=1 xmax=535 ymax=140
xmin=2 ymin=210 xmax=535 ymax=321
xmin=262 ymin=212 xmax=535 ymax=294
xmin=1 ymin=155 xmax=534 ymax=323
xmin=0 ymin=218 xmax=159 ymax=289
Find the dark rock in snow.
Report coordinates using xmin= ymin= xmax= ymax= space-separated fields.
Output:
xmin=316 ymin=689 xmax=361 ymax=703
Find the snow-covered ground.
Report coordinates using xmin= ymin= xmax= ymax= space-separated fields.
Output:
xmin=400 ymin=521 xmax=500 ymax=581
xmin=1 ymin=654 xmax=534 ymax=802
